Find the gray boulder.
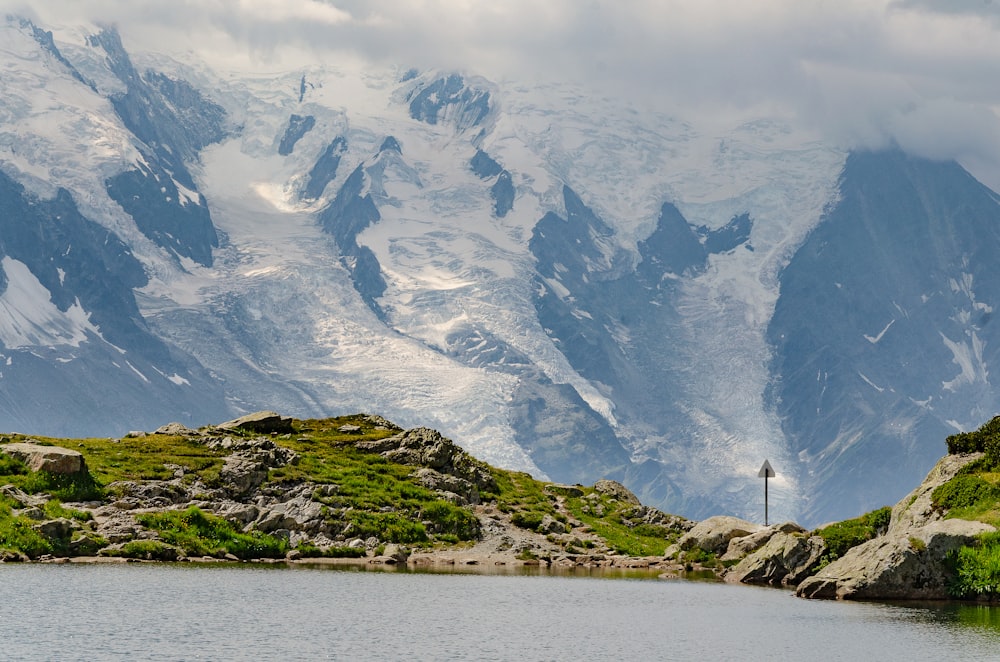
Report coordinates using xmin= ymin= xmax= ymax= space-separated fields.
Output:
xmin=672 ymin=516 xmax=762 ymax=556
xmin=1 ymin=442 xmax=86 ymax=475
xmin=726 ymin=532 xmax=826 ymax=586
xmin=254 ymin=497 xmax=326 ymax=534
xmin=217 ymin=411 xmax=294 ymax=435
xmin=220 ymin=456 xmax=268 ymax=498
xmin=539 ymin=514 xmax=569 ymax=535
xmin=722 ymin=521 xmax=806 ymax=561
xmin=545 ymin=484 xmax=585 ymax=498
xmin=413 ymin=468 xmax=480 ymax=505
xmin=33 ymin=518 xmax=74 ymax=541
xmin=593 ymin=479 xmax=641 ymax=505
xmin=153 ymin=422 xmax=201 ymax=436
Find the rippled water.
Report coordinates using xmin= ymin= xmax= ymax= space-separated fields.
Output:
xmin=3 ymin=563 xmax=1000 ymax=660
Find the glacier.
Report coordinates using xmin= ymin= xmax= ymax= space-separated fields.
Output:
xmin=0 ymin=17 xmax=998 ymax=526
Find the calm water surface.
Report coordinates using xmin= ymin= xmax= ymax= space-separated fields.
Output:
xmin=3 ymin=563 xmax=1000 ymax=661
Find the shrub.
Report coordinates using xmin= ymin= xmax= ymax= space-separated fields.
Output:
xmin=295 ymin=544 xmax=366 ymax=559
xmin=815 ymin=506 xmax=891 ymax=561
xmin=0 ymin=516 xmax=51 ymax=559
xmin=511 ymin=510 xmax=544 ymax=532
xmin=0 ymin=453 xmax=29 ymax=476
xmin=682 ymin=547 xmax=717 ymax=566
xmin=946 ymin=416 xmax=1000 ymax=463
xmin=949 ymin=532 xmax=1000 ymax=599
xmin=932 ymin=475 xmax=1000 ymax=511
xmin=345 ymin=511 xmax=427 ymax=544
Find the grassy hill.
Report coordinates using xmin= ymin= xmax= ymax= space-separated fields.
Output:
xmin=0 ymin=414 xmax=690 ymax=563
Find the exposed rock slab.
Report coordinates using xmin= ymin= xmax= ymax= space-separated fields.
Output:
xmin=796 ymin=519 xmax=995 ymax=600
xmin=357 ymin=427 xmax=496 ymax=493
xmin=216 ymin=411 xmax=293 ymax=435
xmin=721 ymin=521 xmax=807 ymax=561
xmin=796 ymin=452 xmax=994 ymax=600
xmin=726 ymin=532 xmax=825 ymax=587
xmin=1 ymin=442 xmax=86 ymax=475
xmin=153 ymin=422 xmax=201 ymax=436
xmin=671 ymin=516 xmax=762 ymax=556
xmin=593 ymin=479 xmax=641 ymax=505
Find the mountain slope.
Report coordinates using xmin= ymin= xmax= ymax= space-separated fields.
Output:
xmin=769 ymin=150 xmax=1000 ymax=523
xmin=1 ymin=17 xmax=999 ymax=526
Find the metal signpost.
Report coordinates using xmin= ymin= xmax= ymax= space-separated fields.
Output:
xmin=758 ymin=460 xmax=775 ymax=525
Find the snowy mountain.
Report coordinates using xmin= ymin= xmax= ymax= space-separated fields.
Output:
xmin=1 ymin=17 xmax=998 ymax=525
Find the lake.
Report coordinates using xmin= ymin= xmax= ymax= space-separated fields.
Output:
xmin=3 ymin=563 xmax=1000 ymax=660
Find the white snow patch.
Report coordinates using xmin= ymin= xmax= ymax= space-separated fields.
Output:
xmin=940 ymin=330 xmax=987 ymax=391
xmin=858 ymin=371 xmax=885 ymax=393
xmin=864 ymin=319 xmax=895 ymax=344
xmin=0 ymin=257 xmax=99 ymax=348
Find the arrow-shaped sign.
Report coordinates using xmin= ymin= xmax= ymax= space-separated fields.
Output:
xmin=759 ymin=460 xmax=775 ymax=525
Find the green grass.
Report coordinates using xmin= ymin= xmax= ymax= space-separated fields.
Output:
xmin=0 ymin=451 xmax=103 ymax=502
xmin=1 ymin=432 xmax=226 ymax=500
xmin=492 ymin=469 xmax=561 ymax=533
xmin=948 ymin=531 xmax=1000 ymax=599
xmin=565 ymin=491 xmax=680 ymax=556
xmin=136 ymin=506 xmax=289 ymax=560
xmin=43 ymin=499 xmax=92 ymax=522
xmin=0 ymin=413 xmax=692 ymax=560
xmin=814 ymin=505 xmax=891 ymax=564
xmin=0 ymin=495 xmax=52 ymax=559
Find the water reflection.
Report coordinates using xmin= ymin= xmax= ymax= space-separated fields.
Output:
xmin=4 ymin=563 xmax=1000 ymax=660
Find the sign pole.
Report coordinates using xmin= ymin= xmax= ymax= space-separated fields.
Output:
xmin=758 ymin=460 xmax=775 ymax=526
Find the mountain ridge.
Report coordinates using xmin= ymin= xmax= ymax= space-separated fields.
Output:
xmin=0 ymin=17 xmax=998 ymax=526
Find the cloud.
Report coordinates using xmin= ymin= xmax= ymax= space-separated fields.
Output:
xmin=6 ymin=0 xmax=1000 ymax=187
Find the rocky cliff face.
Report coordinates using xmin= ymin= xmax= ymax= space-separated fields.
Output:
xmin=796 ymin=453 xmax=995 ymax=600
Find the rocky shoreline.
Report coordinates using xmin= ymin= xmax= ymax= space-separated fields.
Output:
xmin=1 ymin=412 xmax=995 ymax=600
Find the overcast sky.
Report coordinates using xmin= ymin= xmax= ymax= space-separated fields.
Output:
xmin=9 ymin=0 xmax=1000 ymax=187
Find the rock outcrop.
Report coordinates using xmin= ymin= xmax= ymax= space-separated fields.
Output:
xmin=593 ymin=480 xmax=641 ymax=505
xmin=668 ymin=515 xmax=762 ymax=557
xmin=215 ymin=411 xmax=294 ymax=435
xmin=0 ymin=442 xmax=87 ymax=475
xmin=725 ymin=531 xmax=826 ymax=587
xmin=356 ymin=427 xmax=496 ymax=503
xmin=796 ymin=452 xmax=994 ymax=600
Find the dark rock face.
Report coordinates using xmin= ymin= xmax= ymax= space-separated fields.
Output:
xmin=318 ymin=155 xmax=388 ymax=316
xmin=702 ymin=212 xmax=752 ymax=254
xmin=303 ymin=136 xmax=347 ymax=199
xmin=89 ymin=26 xmax=222 ymax=267
xmin=278 ymin=114 xmax=316 ymax=156
xmin=768 ymin=150 xmax=1000 ymax=523
xmin=469 ymin=149 xmax=513 ymax=217
xmin=635 ymin=203 xmax=706 ymax=279
xmin=106 ymin=155 xmax=218 ymax=267
xmin=408 ymin=74 xmax=491 ymax=130
xmin=0 ymin=170 xmax=229 ymax=436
